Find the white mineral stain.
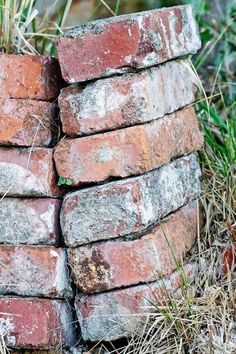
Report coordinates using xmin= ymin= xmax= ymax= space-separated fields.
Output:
xmin=159 ymin=18 xmax=171 ymax=58
xmin=97 ymin=145 xmax=116 ymax=163
xmin=137 ymin=16 xmax=145 ymax=31
xmin=53 ymin=250 xmax=72 ymax=297
xmin=41 ymin=202 xmax=55 ymax=234
xmin=50 ymin=249 xmax=58 ymax=258
xmin=141 ymin=52 xmax=159 ymax=67
xmin=124 ymin=55 xmax=132 ymax=64
xmin=168 ymin=11 xmax=183 ymax=56
xmin=0 ymin=162 xmax=46 ymax=196
xmin=78 ymin=82 xmax=127 ymax=120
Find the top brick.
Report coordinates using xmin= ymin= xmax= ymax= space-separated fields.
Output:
xmin=55 ymin=5 xmax=201 ymax=83
xmin=0 ymin=54 xmax=64 ymax=100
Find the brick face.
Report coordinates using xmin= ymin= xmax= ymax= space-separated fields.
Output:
xmin=68 ymin=202 xmax=198 ymax=293
xmin=54 ymin=107 xmax=203 ymax=185
xmin=59 ymin=60 xmax=197 ymax=137
xmin=61 ymin=154 xmax=201 ymax=247
xmin=0 ymin=297 xmax=75 ymax=348
xmin=0 ymin=147 xmax=62 ymax=197
xmin=0 ymin=99 xmax=58 ymax=147
xmin=56 ymin=5 xmax=201 ymax=83
xmin=0 ymin=246 xmax=72 ymax=298
xmin=0 ymin=54 xmax=64 ymax=100
xmin=0 ymin=198 xmax=61 ymax=245
xmin=75 ymin=263 xmax=195 ymax=341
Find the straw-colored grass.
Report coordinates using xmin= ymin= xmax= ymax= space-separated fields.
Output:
xmin=0 ymin=0 xmax=72 ymax=55
xmin=87 ymin=150 xmax=235 ymax=353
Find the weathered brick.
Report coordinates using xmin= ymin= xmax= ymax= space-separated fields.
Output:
xmin=0 ymin=99 xmax=58 ymax=147
xmin=0 ymin=198 xmax=61 ymax=245
xmin=59 ymin=60 xmax=197 ymax=136
xmin=56 ymin=5 xmax=201 ymax=83
xmin=0 ymin=54 xmax=64 ymax=100
xmin=75 ymin=263 xmax=195 ymax=341
xmin=0 ymin=147 xmax=62 ymax=197
xmin=0 ymin=246 xmax=72 ymax=298
xmin=54 ymin=107 xmax=203 ymax=185
xmin=61 ymin=153 xmax=201 ymax=247
xmin=68 ymin=201 xmax=198 ymax=293
xmin=0 ymin=297 xmax=75 ymax=348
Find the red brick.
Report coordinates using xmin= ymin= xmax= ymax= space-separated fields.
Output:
xmin=59 ymin=60 xmax=197 ymax=136
xmin=222 ymin=243 xmax=236 ymax=274
xmin=0 ymin=99 xmax=58 ymax=147
xmin=0 ymin=198 xmax=61 ymax=245
xmin=56 ymin=5 xmax=201 ymax=83
xmin=0 ymin=54 xmax=64 ymax=100
xmin=61 ymin=154 xmax=201 ymax=247
xmin=0 ymin=147 xmax=62 ymax=197
xmin=68 ymin=202 xmax=198 ymax=293
xmin=54 ymin=107 xmax=203 ymax=186
xmin=0 ymin=297 xmax=75 ymax=348
xmin=0 ymin=246 xmax=72 ymax=298
xmin=75 ymin=263 xmax=195 ymax=341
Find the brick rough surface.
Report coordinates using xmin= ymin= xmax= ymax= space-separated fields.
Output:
xmin=56 ymin=5 xmax=201 ymax=83
xmin=0 ymin=246 xmax=72 ymax=298
xmin=59 ymin=60 xmax=197 ymax=136
xmin=0 ymin=99 xmax=58 ymax=147
xmin=75 ymin=263 xmax=195 ymax=341
xmin=0 ymin=54 xmax=64 ymax=100
xmin=68 ymin=201 xmax=198 ymax=293
xmin=0 ymin=198 xmax=61 ymax=245
xmin=54 ymin=107 xmax=203 ymax=185
xmin=61 ymin=153 xmax=201 ymax=247
xmin=0 ymin=297 xmax=75 ymax=348
xmin=0 ymin=147 xmax=62 ymax=197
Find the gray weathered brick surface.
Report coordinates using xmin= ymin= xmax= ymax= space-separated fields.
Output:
xmin=68 ymin=201 xmax=198 ymax=293
xmin=0 ymin=198 xmax=61 ymax=245
xmin=0 ymin=246 xmax=72 ymax=298
xmin=0 ymin=147 xmax=62 ymax=197
xmin=61 ymin=153 xmax=201 ymax=246
xmin=75 ymin=263 xmax=195 ymax=341
xmin=59 ymin=60 xmax=198 ymax=136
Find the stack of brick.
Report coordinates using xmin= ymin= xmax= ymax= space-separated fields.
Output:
xmin=0 ymin=55 xmax=75 ymax=350
xmin=54 ymin=5 xmax=203 ymax=342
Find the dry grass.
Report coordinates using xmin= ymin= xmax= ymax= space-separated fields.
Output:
xmin=0 ymin=0 xmax=72 ymax=55
xmin=0 ymin=319 xmax=10 ymax=354
xmin=85 ymin=169 xmax=234 ymax=354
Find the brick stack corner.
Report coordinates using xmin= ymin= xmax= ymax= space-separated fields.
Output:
xmin=0 ymin=4 xmax=204 ymax=352
xmin=54 ymin=4 xmax=203 ymax=343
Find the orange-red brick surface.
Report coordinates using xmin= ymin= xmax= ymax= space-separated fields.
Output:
xmin=54 ymin=107 xmax=203 ymax=185
xmin=56 ymin=5 xmax=201 ymax=82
